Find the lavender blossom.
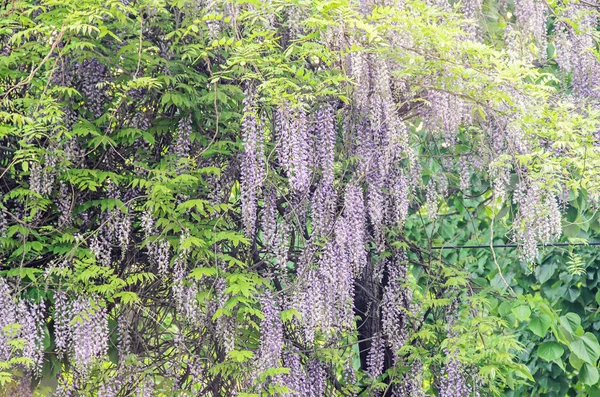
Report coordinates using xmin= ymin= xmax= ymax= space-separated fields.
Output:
xmin=461 ymin=0 xmax=483 ymax=41
xmin=241 ymin=88 xmax=265 ymax=237
xmin=457 ymin=156 xmax=471 ymax=192
xmin=71 ymin=295 xmax=109 ymax=374
xmin=311 ymin=182 xmax=336 ymax=237
xmin=290 ymin=107 xmax=311 ymax=195
xmin=261 ymin=186 xmax=278 ymax=246
xmin=29 ymin=154 xmax=57 ymax=196
xmin=175 ymin=115 xmax=192 ymax=159
xmin=117 ymin=313 xmax=131 ymax=362
xmin=257 ymin=290 xmax=283 ymax=374
xmin=316 ymin=104 xmax=336 ymax=185
xmin=293 ymin=266 xmax=324 ymax=343
xmin=336 ymin=183 xmax=367 ymax=276
xmin=426 ymin=90 xmax=463 ymax=149
xmin=76 ymin=59 xmax=110 ymax=117
xmin=366 ymin=333 xmax=385 ymax=379
xmin=393 ymin=360 xmax=425 ymax=397
xmin=0 ymin=210 xmax=7 ymax=238
xmin=438 ymin=355 xmax=472 ymax=397
xmin=215 ymin=277 xmax=235 ymax=353
xmin=319 ymin=240 xmax=354 ymax=331
xmin=282 ymin=349 xmax=310 ymax=396
xmin=381 ymin=251 xmax=411 ymax=358
xmin=307 ymin=359 xmax=327 ymax=396
xmin=57 ymin=181 xmax=72 ymax=227
xmin=0 ymin=279 xmax=18 ymax=362
xmin=387 ymin=169 xmax=409 ymax=227
xmin=20 ymin=300 xmax=45 ymax=376
xmin=276 ymin=103 xmax=312 ymax=195
xmin=53 ymin=290 xmax=72 ymax=359
xmin=141 ymin=210 xmax=171 ymax=276
xmin=513 ymin=0 xmax=547 ymax=61
xmin=425 ymin=179 xmax=439 ymax=222
xmin=512 ymin=180 xmax=562 ymax=262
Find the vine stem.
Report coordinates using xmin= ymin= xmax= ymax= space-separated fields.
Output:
xmin=490 ymin=200 xmax=516 ymax=297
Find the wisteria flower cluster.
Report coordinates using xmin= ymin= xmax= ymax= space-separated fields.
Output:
xmin=1 ymin=0 xmax=600 ymax=396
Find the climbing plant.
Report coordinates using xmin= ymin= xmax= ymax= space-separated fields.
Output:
xmin=1 ymin=0 xmax=600 ymax=396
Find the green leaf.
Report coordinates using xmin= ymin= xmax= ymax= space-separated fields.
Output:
xmin=227 ymin=350 xmax=254 ymax=362
xmin=563 ymin=223 xmax=580 ymax=238
xmin=529 ymin=314 xmax=552 ymax=338
xmin=181 ymin=236 xmax=205 ymax=250
xmin=571 ymin=333 xmax=600 ymax=365
xmin=512 ymin=363 xmax=535 ymax=382
xmin=188 ymin=267 xmax=217 ymax=280
xmin=512 ymin=305 xmax=531 ymax=322
xmin=280 ymin=309 xmax=301 ymax=323
xmin=558 ymin=313 xmax=582 ymax=343
xmin=535 ymin=262 xmax=557 ymax=284
xmin=588 ymin=386 xmax=600 ymax=397
xmin=579 ymin=363 xmax=600 ymax=386
xmin=570 ymin=352 xmax=585 ymax=370
xmin=113 ymin=291 xmax=140 ymax=305
xmin=538 ymin=342 xmax=564 ymax=362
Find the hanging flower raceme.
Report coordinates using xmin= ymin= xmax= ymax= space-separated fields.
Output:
xmin=261 ymin=186 xmax=278 ymax=247
xmin=174 ymin=115 xmax=192 ymax=159
xmin=336 ymin=183 xmax=367 ymax=277
xmin=70 ymin=295 xmax=109 ymax=375
xmin=141 ymin=210 xmax=171 ymax=277
xmin=513 ymin=0 xmax=547 ymax=60
xmin=387 ymin=168 xmax=410 ymax=228
xmin=513 ymin=179 xmax=562 ymax=263
xmin=315 ymin=104 xmax=336 ymax=186
xmin=381 ymin=250 xmax=412 ymax=359
xmin=366 ymin=333 xmax=385 ymax=379
xmin=256 ymin=289 xmax=284 ymax=376
xmin=240 ymin=87 xmax=265 ymax=237
xmin=0 ymin=279 xmax=45 ymax=376
xmin=438 ymin=354 xmax=474 ymax=397
xmin=54 ymin=290 xmax=71 ymax=359
xmin=393 ymin=360 xmax=426 ymax=396
xmin=76 ymin=58 xmax=110 ymax=118
xmin=281 ymin=349 xmax=309 ymax=396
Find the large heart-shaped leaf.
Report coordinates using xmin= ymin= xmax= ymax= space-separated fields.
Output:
xmin=512 ymin=305 xmax=531 ymax=322
xmin=571 ymin=333 xmax=600 ymax=365
xmin=535 ymin=262 xmax=557 ymax=284
xmin=558 ymin=313 xmax=583 ymax=343
xmin=538 ymin=342 xmax=564 ymax=362
xmin=579 ymin=363 xmax=600 ymax=386
xmin=529 ymin=314 xmax=552 ymax=338
xmin=561 ymin=313 xmax=582 ymax=333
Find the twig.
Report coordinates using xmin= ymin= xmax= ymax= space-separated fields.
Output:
xmin=2 ymin=29 xmax=65 ymax=100
xmin=490 ymin=204 xmax=516 ymax=297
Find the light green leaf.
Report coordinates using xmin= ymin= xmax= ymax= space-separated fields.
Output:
xmin=512 ymin=363 xmax=535 ymax=382
xmin=570 ymin=353 xmax=585 ymax=370
xmin=563 ymin=223 xmax=580 ymax=238
xmin=538 ymin=342 xmax=564 ymax=362
xmin=529 ymin=314 xmax=552 ymax=338
xmin=227 ymin=350 xmax=254 ymax=362
xmin=571 ymin=333 xmax=600 ymax=365
xmin=512 ymin=305 xmax=531 ymax=322
xmin=188 ymin=267 xmax=218 ymax=280
xmin=535 ymin=262 xmax=557 ymax=284
xmin=558 ymin=313 xmax=582 ymax=343
xmin=579 ymin=363 xmax=600 ymax=386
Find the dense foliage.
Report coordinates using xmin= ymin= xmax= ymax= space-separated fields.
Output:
xmin=1 ymin=0 xmax=600 ymax=396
